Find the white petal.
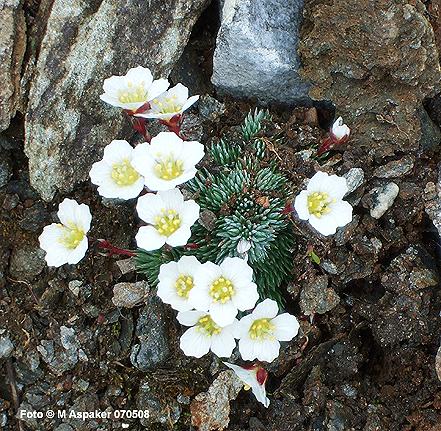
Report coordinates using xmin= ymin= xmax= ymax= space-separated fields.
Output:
xmin=331 ymin=200 xmax=353 ymax=228
xmin=233 ymin=282 xmax=259 ymax=312
xmin=251 ymin=299 xmax=279 ymax=319
xmin=220 ymin=257 xmax=253 ymax=286
xmin=102 ymin=140 xmax=133 ymax=164
xmin=65 ymin=236 xmax=89 ymax=264
xmin=131 ymin=142 xmax=156 ymax=177
xmin=181 ymin=95 xmax=199 ymax=112
xmin=168 ymin=83 xmax=189 ymax=102
xmin=238 ymin=335 xmax=258 ymax=361
xmin=254 ymin=339 xmax=280 ymax=363
xmin=157 ymin=188 xmax=184 ymax=212
xmin=126 ymin=66 xmax=153 ymax=86
xmin=135 ymin=226 xmax=165 ymax=250
xmin=136 ymin=193 xmax=164 ymax=224
xmin=166 ymin=226 xmax=192 ymax=247
xmin=294 ymin=190 xmax=310 ymax=220
xmin=272 ymin=313 xmax=299 ymax=341
xmin=308 ymin=214 xmax=338 ymax=236
xmin=210 ymin=329 xmax=236 ymax=357
xmin=158 ymin=261 xmax=179 ymax=281
xmin=182 ymin=141 xmax=205 ymax=167
xmin=306 ymin=171 xmax=330 ymax=193
xmin=147 ymin=78 xmax=170 ymax=101
xmin=179 ymin=327 xmax=211 ymax=358
xmin=209 ymin=301 xmax=238 ymax=327
xmin=177 ymin=255 xmax=202 ymax=276
xmin=233 ymin=315 xmax=254 ymax=339
xmin=194 ymin=261 xmax=222 ymax=287
xmin=180 ymin=200 xmax=200 ymax=226
xmin=74 ymin=203 xmax=92 ymax=232
xmin=177 ymin=310 xmax=205 ymax=326
xmin=57 ymin=198 xmax=79 ymax=226
xmin=187 ymin=284 xmax=212 ymax=312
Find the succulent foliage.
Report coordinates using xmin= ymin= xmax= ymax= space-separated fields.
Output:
xmin=136 ymin=109 xmax=295 ymax=305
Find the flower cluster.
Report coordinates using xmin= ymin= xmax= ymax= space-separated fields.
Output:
xmin=39 ymin=66 xmax=203 ymax=266
xmin=157 ymin=256 xmax=299 ymax=363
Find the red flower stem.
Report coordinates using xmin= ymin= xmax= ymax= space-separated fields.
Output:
xmin=96 ymin=239 xmax=136 ymax=257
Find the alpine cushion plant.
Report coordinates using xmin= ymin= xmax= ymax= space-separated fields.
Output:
xmin=39 ymin=198 xmax=92 ymax=267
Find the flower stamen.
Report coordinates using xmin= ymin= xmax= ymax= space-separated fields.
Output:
xmin=209 ymin=277 xmax=235 ymax=303
xmin=154 ymin=209 xmax=181 ymax=236
xmin=307 ymin=192 xmax=334 ymax=218
xmin=249 ymin=318 xmax=275 ymax=340
xmin=111 ymin=159 xmax=140 ymax=186
xmin=118 ymin=84 xmax=147 ymax=104
xmin=59 ymin=225 xmax=85 ymax=249
xmin=175 ymin=274 xmax=193 ymax=298
xmin=197 ymin=315 xmax=222 ymax=336
xmin=154 ymin=155 xmax=184 ymax=180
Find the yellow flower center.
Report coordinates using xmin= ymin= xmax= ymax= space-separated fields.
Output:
xmin=118 ymin=82 xmax=147 ymax=104
xmin=209 ymin=277 xmax=235 ymax=303
xmin=175 ymin=274 xmax=193 ymax=298
xmin=249 ymin=318 xmax=275 ymax=340
xmin=307 ymin=191 xmax=334 ymax=218
xmin=154 ymin=155 xmax=184 ymax=180
xmin=111 ymin=159 xmax=140 ymax=186
xmin=152 ymin=95 xmax=182 ymax=114
xmin=197 ymin=315 xmax=222 ymax=336
xmin=58 ymin=225 xmax=85 ymax=249
xmin=154 ymin=209 xmax=181 ymax=236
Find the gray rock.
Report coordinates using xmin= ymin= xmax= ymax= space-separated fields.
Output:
xmin=0 ymin=0 xmax=26 ymax=131
xmin=373 ymin=156 xmax=414 ymax=178
xmin=198 ymin=95 xmax=226 ymax=122
xmin=343 ymin=168 xmax=365 ymax=196
xmin=130 ymin=295 xmax=170 ymax=370
xmin=9 ymin=246 xmax=46 ymax=279
xmin=24 ymin=0 xmax=209 ymax=201
xmin=212 ymin=0 xmax=309 ymax=104
xmin=0 ymin=155 xmax=12 ymax=188
xmin=423 ymin=168 xmax=441 ymax=236
xmin=368 ymin=182 xmax=400 ymax=219
xmin=300 ymin=275 xmax=340 ymax=315
xmin=0 ymin=336 xmax=13 ymax=358
xmin=115 ymin=257 xmax=136 ymax=276
xmin=137 ymin=381 xmax=182 ymax=427
xmin=112 ymin=281 xmax=149 ymax=308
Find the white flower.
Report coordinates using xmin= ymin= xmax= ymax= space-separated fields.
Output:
xmin=131 ymin=132 xmax=204 ymax=191
xmin=39 ymin=198 xmax=92 ymax=267
xmin=188 ymin=257 xmax=259 ymax=327
xmin=235 ymin=299 xmax=299 ymax=363
xmin=99 ymin=66 xmax=169 ymax=112
xmin=157 ymin=256 xmax=202 ymax=311
xmin=331 ymin=117 xmax=350 ymax=141
xmin=223 ymin=362 xmax=270 ymax=408
xmin=294 ymin=171 xmax=353 ymax=236
xmin=89 ymin=140 xmax=145 ymax=199
xmin=135 ymin=188 xmax=199 ymax=251
xmin=135 ymin=83 xmax=199 ymax=121
xmin=177 ymin=310 xmax=237 ymax=358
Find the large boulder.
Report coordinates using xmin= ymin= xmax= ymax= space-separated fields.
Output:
xmin=212 ymin=0 xmax=309 ymax=104
xmin=299 ymin=0 xmax=441 ymax=158
xmin=0 ymin=0 xmax=26 ymax=131
xmin=25 ymin=0 xmax=209 ymax=201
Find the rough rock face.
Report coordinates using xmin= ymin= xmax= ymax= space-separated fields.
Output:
xmin=0 ymin=0 xmax=26 ymax=131
xmin=212 ymin=0 xmax=309 ymax=104
xmin=300 ymin=0 xmax=440 ymax=158
xmin=25 ymin=0 xmax=209 ymax=201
